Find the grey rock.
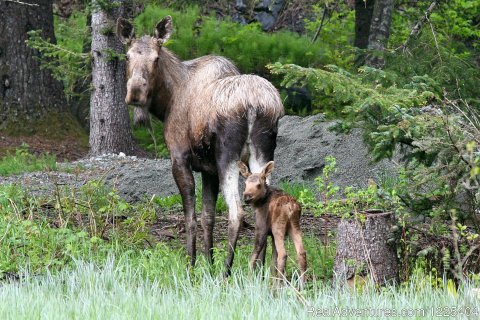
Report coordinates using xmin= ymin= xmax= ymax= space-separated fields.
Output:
xmin=271 ymin=114 xmax=397 ymax=190
xmin=254 ymin=11 xmax=276 ymax=31
xmin=104 ymin=158 xmax=180 ymax=202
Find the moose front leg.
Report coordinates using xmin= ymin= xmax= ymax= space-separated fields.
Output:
xmin=172 ymin=157 xmax=197 ymax=266
xmin=201 ymin=172 xmax=219 ymax=264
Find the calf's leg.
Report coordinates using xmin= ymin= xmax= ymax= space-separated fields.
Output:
xmin=289 ymin=221 xmax=307 ymax=289
xmin=271 ymin=236 xmax=278 ymax=275
xmin=250 ymin=210 xmax=268 ymax=270
xmin=272 ymin=226 xmax=287 ymax=281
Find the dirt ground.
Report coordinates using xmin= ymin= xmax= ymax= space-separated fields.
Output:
xmin=152 ymin=210 xmax=339 ymax=247
xmin=0 ymin=134 xmax=88 ymax=161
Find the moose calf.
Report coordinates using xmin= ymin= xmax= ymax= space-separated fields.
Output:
xmin=238 ymin=161 xmax=307 ymax=287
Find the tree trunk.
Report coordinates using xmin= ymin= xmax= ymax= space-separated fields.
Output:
xmin=365 ymin=0 xmax=394 ymax=68
xmin=89 ymin=0 xmax=136 ymax=155
xmin=334 ymin=211 xmax=399 ymax=287
xmin=0 ymin=0 xmax=66 ymax=132
xmin=354 ymin=0 xmax=375 ymax=49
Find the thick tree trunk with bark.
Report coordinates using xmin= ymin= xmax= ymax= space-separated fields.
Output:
xmin=334 ymin=211 xmax=399 ymax=287
xmin=89 ymin=0 xmax=135 ymax=155
xmin=0 ymin=0 xmax=66 ymax=132
xmin=354 ymin=0 xmax=375 ymax=49
xmin=365 ymin=0 xmax=394 ymax=68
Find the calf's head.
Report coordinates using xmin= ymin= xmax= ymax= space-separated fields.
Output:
xmin=116 ymin=16 xmax=173 ymax=108
xmin=238 ymin=161 xmax=274 ymax=204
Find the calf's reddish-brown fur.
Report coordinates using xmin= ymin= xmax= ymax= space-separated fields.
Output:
xmin=239 ymin=161 xmax=307 ymax=287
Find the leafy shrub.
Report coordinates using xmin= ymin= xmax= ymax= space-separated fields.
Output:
xmin=134 ymin=5 xmax=347 ymax=75
xmin=0 ymin=181 xmax=156 ymax=276
xmin=269 ymin=62 xmax=439 ymax=159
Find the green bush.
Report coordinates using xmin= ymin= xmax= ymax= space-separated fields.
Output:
xmin=134 ymin=5 xmax=351 ymax=75
xmin=0 ymin=181 xmax=156 ymax=276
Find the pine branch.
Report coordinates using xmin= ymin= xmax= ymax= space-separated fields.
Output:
xmin=397 ymin=1 xmax=438 ymax=52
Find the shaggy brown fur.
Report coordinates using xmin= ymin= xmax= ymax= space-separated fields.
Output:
xmin=117 ymin=16 xmax=284 ymax=275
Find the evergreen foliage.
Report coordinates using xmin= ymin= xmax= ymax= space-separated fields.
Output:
xmin=26 ymin=13 xmax=90 ymax=101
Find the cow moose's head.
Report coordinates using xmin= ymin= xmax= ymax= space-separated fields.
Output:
xmin=116 ymin=16 xmax=172 ymax=108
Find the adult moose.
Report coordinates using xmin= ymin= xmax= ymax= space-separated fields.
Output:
xmin=116 ymin=16 xmax=284 ymax=275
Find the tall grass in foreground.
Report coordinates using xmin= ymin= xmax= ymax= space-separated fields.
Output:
xmin=0 ymin=257 xmax=479 ymax=320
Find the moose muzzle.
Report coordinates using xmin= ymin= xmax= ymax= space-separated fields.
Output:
xmin=125 ymin=76 xmax=148 ymax=106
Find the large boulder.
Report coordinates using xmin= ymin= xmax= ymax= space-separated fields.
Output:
xmin=272 ymin=114 xmax=396 ymax=189
xmin=106 ymin=115 xmax=396 ymax=202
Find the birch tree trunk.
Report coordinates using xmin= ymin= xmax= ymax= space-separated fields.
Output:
xmin=365 ymin=0 xmax=395 ymax=68
xmin=89 ymin=0 xmax=135 ymax=155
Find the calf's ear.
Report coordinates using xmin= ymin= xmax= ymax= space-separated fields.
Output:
xmin=238 ymin=161 xmax=251 ymax=178
xmin=261 ymin=161 xmax=275 ymax=179
xmin=117 ymin=18 xmax=135 ymax=45
xmin=154 ymin=15 xmax=173 ymax=45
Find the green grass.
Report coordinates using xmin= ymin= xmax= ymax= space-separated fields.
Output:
xmin=131 ymin=112 xmax=169 ymax=158
xmin=0 ymin=146 xmax=57 ymax=176
xmin=1 ymin=256 xmax=479 ymax=319
xmin=2 ymin=177 xmax=480 ymax=319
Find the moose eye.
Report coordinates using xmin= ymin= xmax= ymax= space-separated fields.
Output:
xmin=256 ymin=184 xmax=261 ymax=189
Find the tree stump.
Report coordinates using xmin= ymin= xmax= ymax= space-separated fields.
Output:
xmin=334 ymin=211 xmax=399 ymax=287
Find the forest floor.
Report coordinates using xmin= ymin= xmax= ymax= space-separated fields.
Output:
xmin=0 ymin=134 xmax=88 ymax=161
xmin=0 ymin=134 xmax=338 ymax=247
xmin=152 ymin=210 xmax=339 ymax=250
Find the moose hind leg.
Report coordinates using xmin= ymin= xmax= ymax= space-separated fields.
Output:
xmin=249 ymin=116 xmax=278 ymax=183
xmin=217 ymin=116 xmax=248 ymax=276
xmin=201 ymin=172 xmax=219 ymax=264
xmin=220 ymin=161 xmax=244 ymax=276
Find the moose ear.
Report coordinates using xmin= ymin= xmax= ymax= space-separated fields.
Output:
xmin=261 ymin=161 xmax=275 ymax=178
xmin=238 ymin=161 xmax=251 ymax=178
xmin=154 ymin=16 xmax=173 ymax=45
xmin=117 ymin=18 xmax=135 ymax=45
